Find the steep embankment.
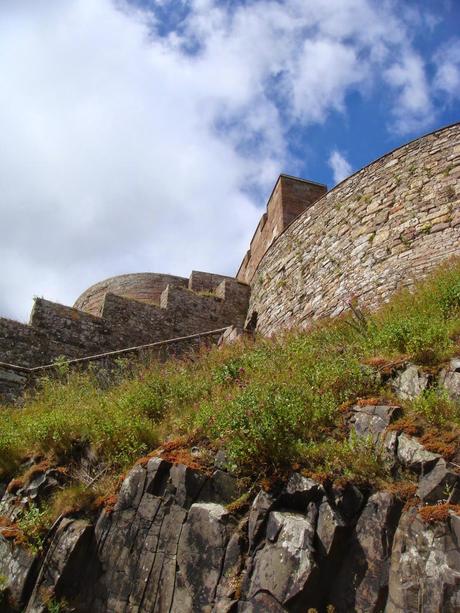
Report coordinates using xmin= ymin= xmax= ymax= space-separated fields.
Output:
xmin=0 ymin=262 xmax=460 ymax=611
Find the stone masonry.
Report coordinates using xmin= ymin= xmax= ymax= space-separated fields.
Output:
xmin=237 ymin=174 xmax=326 ymax=285
xmin=1 ymin=122 xmax=459 ymax=399
xmin=246 ymin=122 xmax=460 ymax=335
xmin=0 ymin=271 xmax=249 ymax=370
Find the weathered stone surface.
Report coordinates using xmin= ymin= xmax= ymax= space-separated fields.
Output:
xmin=386 ymin=507 xmax=460 ymax=612
xmin=316 ymin=496 xmax=346 ymax=557
xmin=331 ymin=483 xmax=365 ymax=524
xmin=0 ymin=271 xmax=249 ymax=403
xmin=280 ymin=473 xmax=323 ymax=509
xmin=245 ymin=508 xmax=318 ymax=608
xmin=329 ymin=492 xmax=402 ymax=613
xmin=200 ymin=470 xmax=241 ymax=506
xmin=1 ymin=459 xmax=460 ymax=612
xmin=0 ymin=537 xmax=37 ymax=610
xmin=417 ymin=459 xmax=460 ymax=503
xmin=237 ymin=175 xmax=327 ymax=285
xmin=173 ymin=503 xmax=236 ymax=611
xmin=248 ymin=490 xmax=275 ymax=551
xmin=439 ymin=358 xmax=460 ymax=401
xmin=391 ymin=365 xmax=429 ymax=400
xmin=25 ymin=518 xmax=95 ymax=613
xmin=238 ymin=591 xmax=286 ymax=612
xmin=397 ymin=433 xmax=441 ymax=473
xmin=348 ymin=404 xmax=400 ymax=441
xmin=247 ymin=124 xmax=460 ymax=335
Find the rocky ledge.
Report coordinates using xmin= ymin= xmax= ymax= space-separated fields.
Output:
xmin=0 ymin=444 xmax=459 ymax=611
xmin=0 ymin=361 xmax=459 ymax=612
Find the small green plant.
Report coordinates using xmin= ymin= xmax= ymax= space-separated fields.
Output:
xmin=0 ymin=574 xmax=8 ymax=605
xmin=46 ymin=596 xmax=69 ymax=613
xmin=52 ymin=355 xmax=70 ymax=378
xmin=16 ymin=502 xmax=51 ymax=553
xmin=213 ymin=358 xmax=245 ymax=385
xmin=410 ymin=387 xmax=459 ymax=428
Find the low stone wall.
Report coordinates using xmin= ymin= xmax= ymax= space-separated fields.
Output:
xmin=74 ymin=272 xmax=188 ymax=316
xmin=248 ymin=123 xmax=460 ymax=335
xmin=0 ymin=316 xmax=83 ymax=367
xmin=0 ymin=328 xmax=228 ymax=404
xmin=0 ymin=271 xmax=249 ymax=376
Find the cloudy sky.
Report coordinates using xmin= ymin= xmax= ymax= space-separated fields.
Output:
xmin=1 ymin=0 xmax=459 ymax=321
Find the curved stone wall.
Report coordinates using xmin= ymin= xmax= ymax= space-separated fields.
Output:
xmin=248 ymin=123 xmax=460 ymax=335
xmin=74 ymin=273 xmax=188 ymax=316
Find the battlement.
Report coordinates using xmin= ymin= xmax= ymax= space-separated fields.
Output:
xmin=0 ymin=271 xmax=250 ymax=378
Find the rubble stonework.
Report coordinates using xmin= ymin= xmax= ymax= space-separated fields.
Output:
xmin=247 ymin=123 xmax=460 ymax=334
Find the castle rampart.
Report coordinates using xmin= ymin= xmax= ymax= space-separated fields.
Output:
xmin=247 ymin=123 xmax=460 ymax=335
xmin=1 ymin=122 xmax=459 ymax=402
xmin=0 ymin=272 xmax=249 ymax=372
xmin=236 ymin=175 xmax=326 ymax=284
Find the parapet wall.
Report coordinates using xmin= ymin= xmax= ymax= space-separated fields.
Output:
xmin=0 ymin=272 xmax=250 ymax=371
xmin=248 ymin=123 xmax=460 ymax=335
xmin=74 ymin=273 xmax=189 ymax=316
xmin=237 ymin=175 xmax=326 ymax=285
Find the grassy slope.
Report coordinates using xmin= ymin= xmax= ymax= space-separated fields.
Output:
xmin=1 ymin=260 xmax=460 ymax=526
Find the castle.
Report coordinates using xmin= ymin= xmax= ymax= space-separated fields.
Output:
xmin=1 ymin=122 xmax=459 ymax=401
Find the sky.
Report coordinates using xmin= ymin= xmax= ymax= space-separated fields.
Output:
xmin=0 ymin=0 xmax=459 ymax=322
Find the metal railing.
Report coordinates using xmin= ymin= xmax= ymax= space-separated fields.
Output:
xmin=0 ymin=327 xmax=230 ymax=374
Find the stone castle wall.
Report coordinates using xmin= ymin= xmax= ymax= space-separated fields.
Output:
xmin=237 ymin=175 xmax=326 ymax=285
xmin=0 ymin=273 xmax=250 ymax=370
xmin=247 ymin=123 xmax=460 ymax=335
xmin=2 ymin=123 xmax=460 ymax=401
xmin=74 ymin=273 xmax=189 ymax=316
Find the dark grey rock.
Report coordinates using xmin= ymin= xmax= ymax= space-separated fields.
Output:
xmin=329 ymin=492 xmax=402 ymax=613
xmin=386 ymin=506 xmax=460 ymax=612
xmin=200 ymin=470 xmax=241 ymax=505
xmin=397 ymin=433 xmax=441 ymax=474
xmin=416 ymin=459 xmax=460 ymax=503
xmin=23 ymin=469 xmax=64 ymax=503
xmin=331 ymin=483 xmax=365 ymax=524
xmin=214 ymin=448 xmax=231 ymax=471
xmin=25 ymin=518 xmax=96 ymax=613
xmin=238 ymin=591 xmax=286 ymax=612
xmin=165 ymin=462 xmax=207 ymax=508
xmin=348 ymin=404 xmax=400 ymax=441
xmin=391 ymin=365 xmax=429 ymax=400
xmin=114 ymin=463 xmax=146 ymax=511
xmin=245 ymin=510 xmax=317 ymax=608
xmin=279 ymin=473 xmax=323 ymax=509
xmin=173 ymin=502 xmax=236 ymax=611
xmin=0 ymin=536 xmax=37 ymax=610
xmin=248 ymin=490 xmax=275 ymax=551
xmin=316 ymin=497 xmax=346 ymax=557
xmin=439 ymin=358 xmax=460 ymax=401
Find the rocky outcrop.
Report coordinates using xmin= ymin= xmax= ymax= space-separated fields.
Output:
xmin=0 ymin=435 xmax=459 ymax=612
xmin=386 ymin=507 xmax=460 ymax=613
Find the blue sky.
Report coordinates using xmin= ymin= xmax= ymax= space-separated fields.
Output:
xmin=0 ymin=0 xmax=459 ymax=320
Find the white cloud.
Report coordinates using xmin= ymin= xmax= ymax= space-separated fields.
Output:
xmin=434 ymin=38 xmax=460 ymax=100
xmin=329 ymin=150 xmax=352 ymax=184
xmin=384 ymin=52 xmax=434 ymax=134
xmin=0 ymin=0 xmax=447 ymax=320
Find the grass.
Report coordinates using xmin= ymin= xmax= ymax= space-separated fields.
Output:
xmin=1 ymin=260 xmax=460 ymax=525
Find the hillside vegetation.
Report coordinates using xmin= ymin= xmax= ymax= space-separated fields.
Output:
xmin=1 ymin=260 xmax=460 ymax=524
